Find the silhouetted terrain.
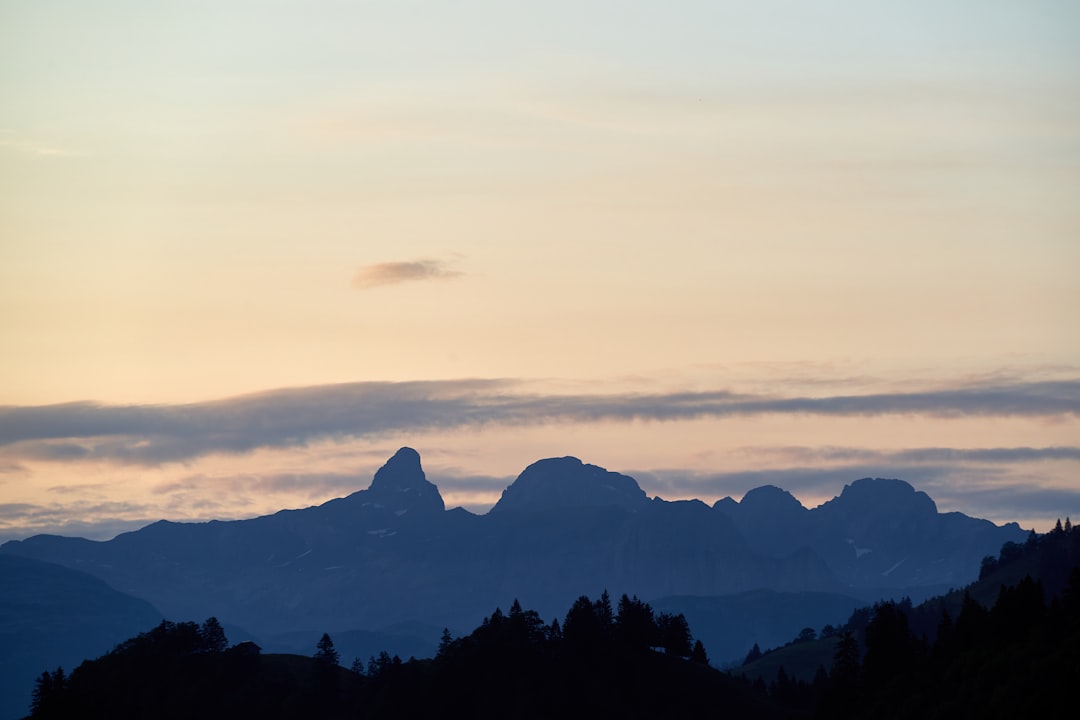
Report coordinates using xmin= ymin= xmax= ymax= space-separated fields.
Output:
xmin=24 ymin=594 xmax=797 ymax=720
xmin=737 ymin=521 xmax=1079 ymax=717
xmin=0 ymin=448 xmax=1031 ymax=716
xmin=23 ymin=521 xmax=1078 ymax=719
xmin=1 ymin=449 xmax=1024 ymax=646
xmin=651 ymin=589 xmax=864 ymax=666
xmin=0 ymin=555 xmax=162 ymax=720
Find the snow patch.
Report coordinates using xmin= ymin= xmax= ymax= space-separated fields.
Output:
xmin=846 ymin=539 xmax=872 ymax=558
xmin=881 ymin=559 xmax=905 ymax=577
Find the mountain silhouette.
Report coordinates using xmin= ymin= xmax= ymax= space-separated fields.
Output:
xmin=0 ymin=448 xmax=1025 ymax=685
xmin=491 ymin=456 xmax=649 ymax=513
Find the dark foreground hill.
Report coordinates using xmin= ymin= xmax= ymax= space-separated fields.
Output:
xmin=25 ymin=594 xmax=798 ymax=720
xmin=738 ymin=521 xmax=1079 ymax=718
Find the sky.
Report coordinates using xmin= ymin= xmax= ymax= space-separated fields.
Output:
xmin=1 ymin=1 xmax=1078 ymax=542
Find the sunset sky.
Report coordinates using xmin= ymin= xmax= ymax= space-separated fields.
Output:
xmin=2 ymin=1 xmax=1078 ymax=542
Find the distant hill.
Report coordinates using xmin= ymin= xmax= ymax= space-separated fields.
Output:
xmin=0 ymin=555 xmax=162 ymax=720
xmin=651 ymin=589 xmax=864 ymax=665
xmin=1 ymin=447 xmax=1026 ymax=697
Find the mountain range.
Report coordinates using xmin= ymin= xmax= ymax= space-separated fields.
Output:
xmin=0 ymin=447 xmax=1026 ymax=715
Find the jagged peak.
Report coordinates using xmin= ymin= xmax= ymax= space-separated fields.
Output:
xmin=490 ymin=456 xmax=649 ymax=514
xmin=363 ymin=447 xmax=445 ymax=513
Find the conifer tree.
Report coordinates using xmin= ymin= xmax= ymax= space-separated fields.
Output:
xmin=315 ymin=633 xmax=340 ymax=666
xmin=437 ymin=628 xmax=454 ymax=657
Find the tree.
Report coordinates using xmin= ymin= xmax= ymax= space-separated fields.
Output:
xmin=744 ymin=643 xmax=763 ymax=664
xmin=797 ymin=627 xmax=817 ymax=643
xmin=367 ymin=651 xmax=394 ymax=678
xmin=656 ymin=612 xmax=692 ymax=656
xmin=350 ymin=657 xmax=366 ymax=675
xmin=30 ymin=667 xmax=65 ymax=718
xmin=547 ymin=617 xmax=562 ymax=642
xmin=563 ymin=595 xmax=602 ymax=650
xmin=594 ymin=590 xmax=614 ymax=630
xmin=615 ymin=594 xmax=657 ymax=651
xmin=831 ymin=631 xmax=860 ymax=689
xmin=437 ymin=627 xmax=454 ymax=657
xmin=690 ymin=639 xmax=709 ymax=666
xmin=199 ymin=616 xmax=228 ymax=652
xmin=315 ymin=633 xmax=340 ymax=666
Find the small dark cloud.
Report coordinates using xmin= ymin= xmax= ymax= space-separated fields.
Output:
xmin=352 ymin=258 xmax=463 ymax=289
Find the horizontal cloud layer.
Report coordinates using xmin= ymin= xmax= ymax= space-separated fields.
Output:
xmin=1 ymin=377 xmax=1078 ymax=465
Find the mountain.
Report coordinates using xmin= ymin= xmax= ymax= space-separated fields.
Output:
xmin=490 ymin=456 xmax=649 ymax=514
xmin=0 ymin=555 xmax=162 ymax=720
xmin=713 ymin=476 xmax=1026 ymax=593
xmin=1 ymin=448 xmax=1025 ymax=681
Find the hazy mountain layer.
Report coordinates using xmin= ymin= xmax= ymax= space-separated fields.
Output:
xmin=0 ymin=555 xmax=162 ymax=720
xmin=1 ymin=448 xmax=1025 ymax=670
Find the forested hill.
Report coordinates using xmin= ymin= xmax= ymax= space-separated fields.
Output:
xmin=24 ymin=593 xmax=797 ymax=720
xmin=739 ymin=520 xmax=1079 ymax=718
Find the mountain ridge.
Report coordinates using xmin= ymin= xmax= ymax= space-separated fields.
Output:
xmin=1 ymin=448 xmax=1026 ymax=688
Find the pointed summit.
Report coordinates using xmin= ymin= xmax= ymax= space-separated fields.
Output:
xmin=365 ymin=447 xmax=445 ymax=514
xmin=491 ymin=456 xmax=649 ymax=514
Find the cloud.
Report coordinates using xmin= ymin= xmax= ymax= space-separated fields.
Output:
xmin=0 ymin=500 xmax=157 ymax=543
xmin=352 ymin=258 xmax=463 ymax=289
xmin=0 ymin=131 xmax=89 ymax=158
xmin=154 ymin=471 xmax=369 ymax=499
xmin=728 ymin=445 xmax=1080 ymax=466
xmin=0 ymin=377 xmax=1078 ymax=466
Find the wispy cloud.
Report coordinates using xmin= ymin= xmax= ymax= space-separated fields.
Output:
xmin=0 ymin=131 xmax=89 ymax=158
xmin=1 ymin=378 xmax=1077 ymax=466
xmin=0 ymin=500 xmax=157 ymax=543
xmin=352 ymin=258 xmax=463 ymax=289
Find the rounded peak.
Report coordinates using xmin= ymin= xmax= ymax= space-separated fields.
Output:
xmin=740 ymin=485 xmax=805 ymax=511
xmin=491 ymin=456 xmax=648 ymax=514
xmin=385 ymin=446 xmax=421 ymax=467
xmin=828 ymin=478 xmax=937 ymax=516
